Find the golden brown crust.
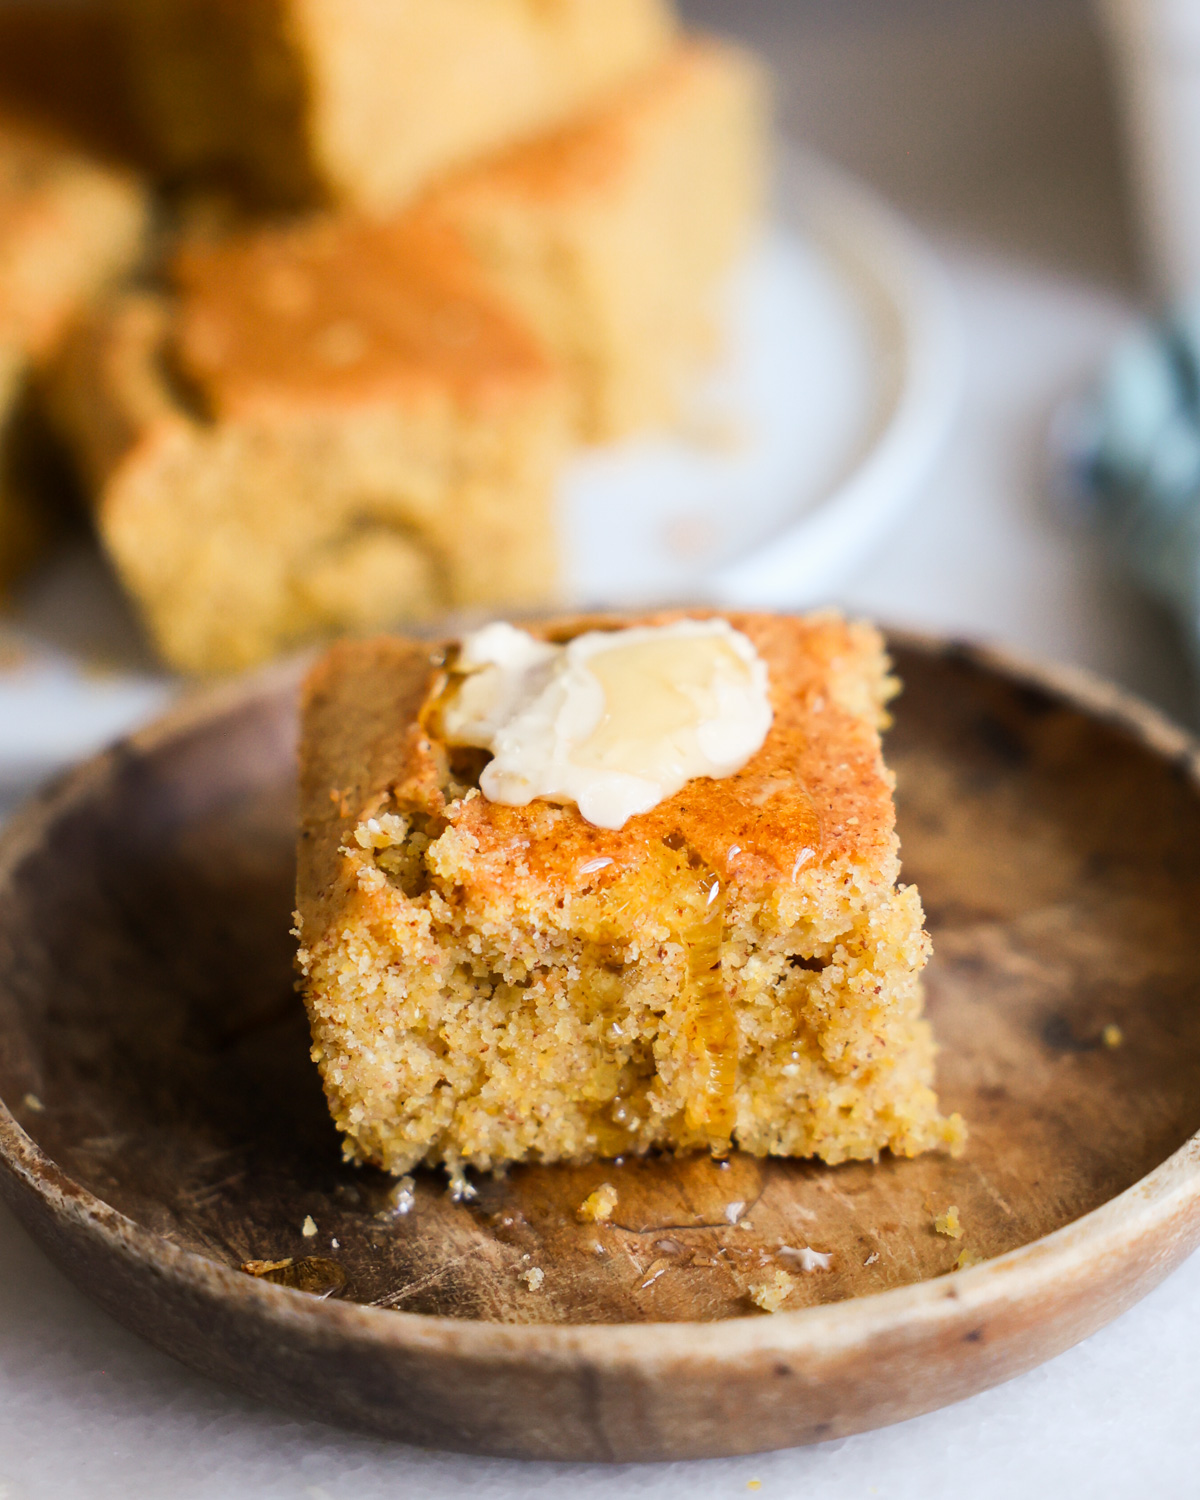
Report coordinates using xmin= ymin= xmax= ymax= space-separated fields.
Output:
xmin=170 ymin=215 xmax=560 ymax=418
xmin=298 ymin=611 xmax=898 ymax=939
xmin=299 ymin=632 xmax=442 ymax=910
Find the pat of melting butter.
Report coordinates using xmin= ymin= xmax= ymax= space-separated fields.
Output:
xmin=440 ymin=619 xmax=772 ymax=830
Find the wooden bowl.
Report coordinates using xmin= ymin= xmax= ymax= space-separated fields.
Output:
xmin=1 ymin=634 xmax=1199 ymax=1461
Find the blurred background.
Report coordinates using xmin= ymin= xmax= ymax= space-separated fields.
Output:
xmin=687 ymin=0 xmax=1135 ymax=285
xmin=683 ymin=0 xmax=1197 ymax=721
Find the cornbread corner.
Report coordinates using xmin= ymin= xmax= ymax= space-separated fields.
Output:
xmin=295 ymin=610 xmax=965 ymax=1176
xmin=113 ymin=0 xmax=678 ymax=213
xmin=416 ymin=37 xmax=768 ymax=441
xmin=0 ymin=114 xmax=149 ymax=589
xmin=45 ymin=214 xmax=570 ymax=674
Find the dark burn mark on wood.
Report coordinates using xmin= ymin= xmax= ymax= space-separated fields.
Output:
xmin=973 ymin=714 xmax=1029 ymax=768
xmin=1011 ymin=683 xmax=1060 ymax=719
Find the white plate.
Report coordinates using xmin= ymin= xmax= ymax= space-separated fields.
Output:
xmin=0 ymin=149 xmax=960 ymax=802
xmin=565 ymin=147 xmax=962 ymax=607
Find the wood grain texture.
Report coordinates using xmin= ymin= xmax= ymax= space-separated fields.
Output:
xmin=0 ymin=634 xmax=1199 ymax=1459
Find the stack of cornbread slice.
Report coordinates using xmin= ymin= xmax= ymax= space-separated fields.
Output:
xmin=11 ymin=0 xmax=769 ymax=672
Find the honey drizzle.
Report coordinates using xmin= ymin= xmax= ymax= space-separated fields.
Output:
xmin=678 ymin=868 xmax=738 ymax=1152
xmin=416 ymin=646 xmax=461 ymax=743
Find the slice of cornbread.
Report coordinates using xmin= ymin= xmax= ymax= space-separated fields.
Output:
xmin=415 ymin=39 xmax=767 ymax=441
xmin=0 ymin=116 xmax=149 ymax=590
xmin=46 ymin=215 xmax=571 ymax=674
xmin=295 ymin=611 xmax=964 ymax=1175
xmin=114 ymin=0 xmax=678 ymax=214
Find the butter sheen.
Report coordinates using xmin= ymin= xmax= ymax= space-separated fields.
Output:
xmin=440 ymin=618 xmax=772 ymax=829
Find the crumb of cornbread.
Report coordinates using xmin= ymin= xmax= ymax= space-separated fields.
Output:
xmin=295 ymin=609 xmax=966 ymax=1174
xmin=414 ymin=37 xmax=767 ymax=442
xmin=576 ymin=1183 xmax=619 ymax=1223
xmin=953 ymin=1248 xmax=983 ymax=1272
xmin=113 ymin=0 xmax=677 ymax=213
xmin=1102 ymin=1023 xmax=1124 ymax=1049
xmin=379 ymin=1176 xmax=415 ymax=1219
xmin=46 ymin=214 xmax=569 ymax=673
xmin=749 ymin=1269 xmax=795 ymax=1314
xmin=0 ymin=115 xmax=148 ymax=591
xmin=934 ymin=1206 xmax=963 ymax=1240
xmin=242 ymin=1258 xmax=292 ymax=1278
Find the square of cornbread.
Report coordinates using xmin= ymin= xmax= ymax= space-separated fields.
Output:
xmin=415 ymin=38 xmax=767 ymax=441
xmin=0 ymin=115 xmax=148 ymax=590
xmin=295 ymin=611 xmax=964 ymax=1175
xmin=46 ymin=215 xmax=570 ymax=674
xmin=114 ymin=0 xmax=677 ymax=214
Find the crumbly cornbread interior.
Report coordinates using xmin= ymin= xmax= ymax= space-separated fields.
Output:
xmin=296 ymin=612 xmax=965 ymax=1175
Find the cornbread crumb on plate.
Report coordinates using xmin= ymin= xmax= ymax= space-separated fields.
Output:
xmin=296 ymin=610 xmax=965 ymax=1174
xmin=416 ymin=37 xmax=767 ymax=441
xmin=748 ymin=1269 xmax=795 ymax=1313
xmin=113 ymin=0 xmax=677 ymax=212
xmin=576 ymin=1183 xmax=620 ymax=1222
xmin=934 ymin=1205 xmax=963 ymax=1239
xmin=46 ymin=215 xmax=569 ymax=673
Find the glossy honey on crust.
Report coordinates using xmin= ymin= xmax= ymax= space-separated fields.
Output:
xmin=296 ymin=611 xmax=966 ymax=1174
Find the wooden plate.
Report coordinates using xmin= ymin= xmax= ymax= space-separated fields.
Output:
xmin=1 ymin=634 xmax=1199 ymax=1461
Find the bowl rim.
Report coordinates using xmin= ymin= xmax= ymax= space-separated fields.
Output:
xmin=1 ymin=629 xmax=1199 ymax=1368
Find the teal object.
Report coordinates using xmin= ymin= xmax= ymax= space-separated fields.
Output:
xmin=1084 ymin=299 xmax=1200 ymax=667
